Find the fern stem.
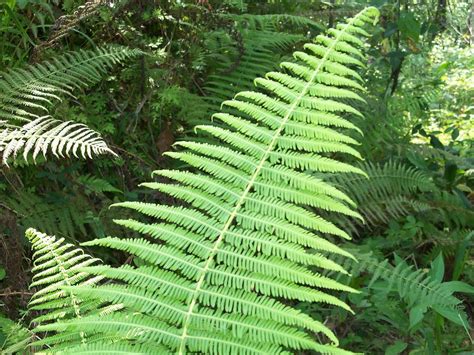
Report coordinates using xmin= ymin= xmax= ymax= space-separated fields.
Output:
xmin=177 ymin=9 xmax=371 ymax=353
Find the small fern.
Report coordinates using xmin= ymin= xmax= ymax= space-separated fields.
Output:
xmin=30 ymin=7 xmax=380 ymax=354
xmin=0 ymin=315 xmax=31 ymax=354
xmin=76 ymin=174 xmax=122 ymax=195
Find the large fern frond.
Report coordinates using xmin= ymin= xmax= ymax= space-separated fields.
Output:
xmin=32 ymin=8 xmax=380 ymax=354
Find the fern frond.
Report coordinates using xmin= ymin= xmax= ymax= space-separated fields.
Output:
xmin=25 ymin=229 xmax=111 ymax=351
xmin=201 ymin=29 xmax=305 ymax=117
xmin=222 ymin=13 xmax=323 ymax=32
xmin=327 ymin=161 xmax=436 ymax=234
xmin=0 ymin=116 xmax=116 ymax=166
xmin=32 ymin=7 xmax=380 ymax=353
xmin=431 ymin=191 xmax=474 ymax=228
xmin=0 ymin=46 xmax=141 ymax=123
xmin=0 ymin=46 xmax=139 ymax=165
xmin=26 ymin=229 xmax=104 ymax=323
xmin=0 ymin=315 xmax=32 ymax=353
xmin=329 ymin=251 xmax=471 ymax=327
xmin=6 ymin=192 xmax=89 ymax=237
xmin=76 ymin=174 xmax=122 ymax=194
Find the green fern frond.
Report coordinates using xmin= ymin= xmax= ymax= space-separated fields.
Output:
xmin=0 ymin=46 xmax=140 ymax=165
xmin=0 ymin=46 xmax=141 ymax=123
xmin=7 ymin=192 xmax=89 ymax=237
xmin=32 ymin=7 xmax=380 ymax=354
xmin=25 ymin=229 xmax=110 ymax=351
xmin=327 ymin=161 xmax=436 ymax=234
xmin=0 ymin=116 xmax=116 ymax=166
xmin=0 ymin=314 xmax=32 ymax=354
xmin=26 ymin=229 xmax=104 ymax=322
xmin=222 ymin=13 xmax=323 ymax=32
xmin=76 ymin=174 xmax=122 ymax=194
xmin=329 ymin=251 xmax=471 ymax=328
xmin=201 ymin=29 xmax=305 ymax=117
xmin=431 ymin=191 xmax=474 ymax=228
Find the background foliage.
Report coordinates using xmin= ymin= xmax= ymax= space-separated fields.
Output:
xmin=0 ymin=0 xmax=472 ymax=354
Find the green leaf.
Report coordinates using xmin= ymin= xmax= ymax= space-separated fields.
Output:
xmin=397 ymin=11 xmax=420 ymax=42
xmin=16 ymin=0 xmax=29 ymax=10
xmin=442 ymin=281 xmax=474 ymax=295
xmin=429 ymin=135 xmax=444 ymax=149
xmin=429 ymin=253 xmax=444 ymax=283
xmin=0 ymin=266 xmax=5 ymax=281
xmin=385 ymin=340 xmax=407 ymax=355
xmin=444 ymin=161 xmax=458 ymax=185
xmin=432 ymin=305 xmax=468 ymax=327
xmin=409 ymin=304 xmax=427 ymax=329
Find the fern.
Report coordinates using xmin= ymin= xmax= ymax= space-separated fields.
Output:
xmin=327 ymin=161 xmax=436 ymax=235
xmin=0 ymin=46 xmax=140 ymax=122
xmin=25 ymin=228 xmax=111 ymax=350
xmin=330 ymin=250 xmax=472 ymax=328
xmin=194 ymin=10 xmax=321 ymax=125
xmin=6 ymin=192 xmax=89 ymax=238
xmin=0 ymin=46 xmax=140 ymax=164
xmin=203 ymin=29 xmax=304 ymax=105
xmin=0 ymin=314 xmax=31 ymax=354
xmin=76 ymin=174 xmax=122 ymax=195
xmin=31 ymin=8 xmax=380 ymax=354
xmin=0 ymin=116 xmax=116 ymax=166
xmin=222 ymin=13 xmax=323 ymax=32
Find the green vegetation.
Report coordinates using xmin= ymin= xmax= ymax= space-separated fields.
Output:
xmin=0 ymin=1 xmax=472 ymax=354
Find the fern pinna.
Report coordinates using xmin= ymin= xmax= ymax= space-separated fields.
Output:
xmin=33 ymin=8 xmax=380 ymax=354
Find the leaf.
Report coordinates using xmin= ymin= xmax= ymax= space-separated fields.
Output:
xmin=0 ymin=266 xmax=5 ymax=281
xmin=397 ymin=11 xmax=420 ymax=42
xmin=442 ymin=281 xmax=474 ymax=295
xmin=385 ymin=340 xmax=407 ymax=355
xmin=429 ymin=135 xmax=444 ymax=149
xmin=444 ymin=161 xmax=458 ymax=185
xmin=77 ymin=175 xmax=122 ymax=194
xmin=429 ymin=253 xmax=444 ymax=283
xmin=432 ymin=305 xmax=468 ymax=327
xmin=409 ymin=304 xmax=427 ymax=329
